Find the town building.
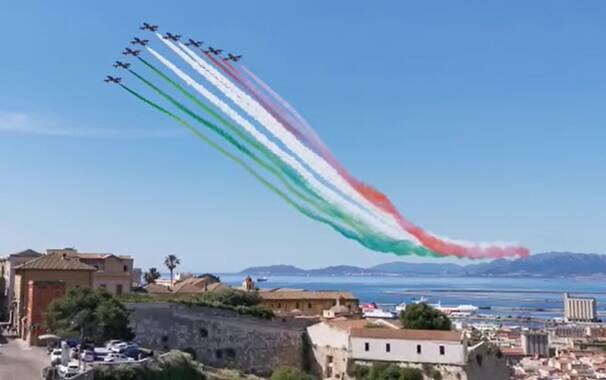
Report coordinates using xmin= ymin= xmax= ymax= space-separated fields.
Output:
xmin=259 ymin=289 xmax=359 ymax=316
xmin=0 ymin=249 xmax=43 ymax=320
xmin=13 ymin=251 xmax=96 ymax=340
xmin=47 ymin=248 xmax=134 ymax=295
xmin=564 ymin=292 xmax=597 ymax=322
xmin=521 ymin=331 xmax=550 ymax=357
xmin=23 ymin=281 xmax=66 ymax=346
xmin=307 ymin=319 xmax=508 ymax=380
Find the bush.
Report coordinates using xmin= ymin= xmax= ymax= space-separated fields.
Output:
xmin=174 ymin=290 xmax=273 ymax=319
xmin=354 ymin=363 xmax=423 ymax=380
xmin=271 ymin=367 xmax=314 ymax=380
xmin=399 ymin=303 xmax=452 ymax=331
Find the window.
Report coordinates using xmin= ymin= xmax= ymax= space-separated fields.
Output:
xmin=385 ymin=343 xmax=391 ymax=353
xmin=327 ymin=355 xmax=334 ymax=363
xmin=123 ymin=265 xmax=128 ymax=272
xmin=296 ymin=302 xmax=300 ymax=309
xmin=199 ymin=328 xmax=208 ymax=338
xmin=439 ymin=345 xmax=445 ymax=355
xmin=308 ymin=303 xmax=312 ymax=309
xmin=278 ymin=303 xmax=281 ymax=308
xmin=364 ymin=342 xmax=370 ymax=351
xmin=116 ymin=284 xmax=123 ymax=295
xmin=417 ymin=344 xmax=422 ymax=354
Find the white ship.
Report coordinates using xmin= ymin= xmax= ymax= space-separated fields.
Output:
xmin=363 ymin=308 xmax=397 ymax=319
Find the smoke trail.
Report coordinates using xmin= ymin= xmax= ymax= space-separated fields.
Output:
xmin=118 ymin=83 xmax=439 ymax=258
xmin=199 ymin=47 xmax=529 ymax=259
xmin=159 ymin=37 xmax=420 ymax=245
xmin=145 ymin=47 xmax=411 ymax=244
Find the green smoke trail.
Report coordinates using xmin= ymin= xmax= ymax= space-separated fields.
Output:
xmin=129 ymin=66 xmax=368 ymax=234
xmin=138 ymin=57 xmax=323 ymax=203
xmin=130 ymin=66 xmax=436 ymax=256
xmin=134 ymin=58 xmax=411 ymax=247
xmin=119 ymin=83 xmax=438 ymax=258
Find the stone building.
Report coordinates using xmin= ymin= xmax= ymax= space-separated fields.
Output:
xmin=307 ymin=319 xmax=509 ymax=380
xmin=47 ymin=248 xmax=134 ymax=295
xmin=259 ymin=290 xmax=359 ymax=316
xmin=13 ymin=251 xmax=96 ymax=338
xmin=521 ymin=331 xmax=549 ymax=357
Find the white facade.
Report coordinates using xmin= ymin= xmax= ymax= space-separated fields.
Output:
xmin=563 ymin=293 xmax=597 ymax=322
xmin=350 ymin=336 xmax=467 ymax=365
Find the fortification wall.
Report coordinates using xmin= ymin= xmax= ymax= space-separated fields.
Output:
xmin=127 ymin=302 xmax=314 ymax=376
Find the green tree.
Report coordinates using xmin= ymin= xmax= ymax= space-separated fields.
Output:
xmin=143 ymin=267 xmax=161 ymax=284
xmin=45 ymin=287 xmax=134 ymax=344
xmin=271 ymin=367 xmax=314 ymax=380
xmin=399 ymin=302 xmax=452 ymax=331
xmin=164 ymin=254 xmax=180 ymax=287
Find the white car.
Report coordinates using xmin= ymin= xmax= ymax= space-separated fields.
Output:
xmin=58 ymin=361 xmax=80 ymax=378
xmin=81 ymin=350 xmax=95 ymax=362
xmin=104 ymin=352 xmax=133 ymax=362
xmin=105 ymin=340 xmax=124 ymax=349
xmin=49 ymin=348 xmax=62 ymax=365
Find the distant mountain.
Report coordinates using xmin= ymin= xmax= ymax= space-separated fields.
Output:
xmin=238 ymin=252 xmax=606 ymax=277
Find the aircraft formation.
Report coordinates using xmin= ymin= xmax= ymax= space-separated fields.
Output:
xmin=106 ymin=22 xmax=243 ymax=84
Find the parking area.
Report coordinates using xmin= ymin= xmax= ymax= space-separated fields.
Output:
xmin=0 ymin=337 xmax=49 ymax=380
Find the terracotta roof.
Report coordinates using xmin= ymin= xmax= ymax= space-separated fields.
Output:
xmin=501 ymin=347 xmax=525 ymax=357
xmin=326 ymin=319 xmax=368 ymax=331
xmin=172 ymin=276 xmax=220 ymax=293
xmin=259 ymin=291 xmax=357 ymax=301
xmin=145 ymin=283 xmax=172 ymax=294
xmin=350 ymin=327 xmax=462 ymax=342
xmin=15 ymin=252 xmax=96 ymax=271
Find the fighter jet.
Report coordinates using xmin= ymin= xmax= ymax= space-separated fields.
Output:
xmin=140 ymin=22 xmax=159 ymax=32
xmin=163 ymin=32 xmax=181 ymax=42
xmin=185 ymin=39 xmax=203 ymax=48
xmin=131 ymin=37 xmax=149 ymax=46
xmin=224 ymin=53 xmax=242 ymax=62
xmin=104 ymin=76 xmax=122 ymax=84
xmin=205 ymin=46 xmax=223 ymax=55
xmin=113 ymin=61 xmax=131 ymax=69
xmin=122 ymin=48 xmax=141 ymax=56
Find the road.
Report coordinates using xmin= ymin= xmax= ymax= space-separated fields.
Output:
xmin=0 ymin=337 xmax=49 ymax=380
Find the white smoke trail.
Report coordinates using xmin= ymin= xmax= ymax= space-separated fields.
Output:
xmin=146 ymin=47 xmax=413 ymax=242
xmin=154 ymin=34 xmax=420 ymax=244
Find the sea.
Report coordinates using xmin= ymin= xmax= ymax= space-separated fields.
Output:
xmin=219 ymin=274 xmax=606 ymax=323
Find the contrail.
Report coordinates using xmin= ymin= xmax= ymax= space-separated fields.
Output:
xmin=145 ymin=46 xmax=411 ymax=243
xmin=118 ymin=82 xmax=439 ymax=258
xmin=157 ymin=36 xmax=419 ymax=243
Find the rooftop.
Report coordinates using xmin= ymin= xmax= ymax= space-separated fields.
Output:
xmin=350 ymin=327 xmax=463 ymax=342
xmin=15 ymin=252 xmax=96 ymax=271
xmin=259 ymin=290 xmax=357 ymax=301
xmin=76 ymin=253 xmax=132 ymax=260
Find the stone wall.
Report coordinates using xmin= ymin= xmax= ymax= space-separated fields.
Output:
xmin=127 ymin=302 xmax=315 ymax=376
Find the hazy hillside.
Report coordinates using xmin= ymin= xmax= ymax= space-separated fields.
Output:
xmin=238 ymin=252 xmax=606 ymax=277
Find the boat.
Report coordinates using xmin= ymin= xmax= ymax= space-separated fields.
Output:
xmin=364 ymin=308 xmax=397 ymax=319
xmin=395 ymin=302 xmax=407 ymax=313
xmin=434 ymin=302 xmax=479 ymax=316
xmin=257 ymin=277 xmax=268 ymax=282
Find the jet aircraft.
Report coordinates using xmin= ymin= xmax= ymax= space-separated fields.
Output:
xmin=131 ymin=37 xmax=149 ymax=46
xmin=163 ymin=33 xmax=181 ymax=41
xmin=122 ymin=48 xmax=141 ymax=56
xmin=224 ymin=53 xmax=242 ymax=62
xmin=140 ymin=23 xmax=159 ymax=32
xmin=113 ymin=61 xmax=131 ymax=69
xmin=104 ymin=76 xmax=122 ymax=84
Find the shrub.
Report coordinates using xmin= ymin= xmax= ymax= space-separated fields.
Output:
xmin=271 ymin=367 xmax=314 ymax=380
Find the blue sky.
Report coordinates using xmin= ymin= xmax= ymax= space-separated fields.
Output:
xmin=1 ymin=1 xmax=604 ymax=272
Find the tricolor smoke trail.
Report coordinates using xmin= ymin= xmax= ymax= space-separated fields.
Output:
xmin=111 ymin=29 xmax=529 ymax=260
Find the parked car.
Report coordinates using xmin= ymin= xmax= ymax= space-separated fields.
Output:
xmin=58 ymin=361 xmax=80 ymax=378
xmin=104 ymin=352 xmax=133 ymax=362
xmin=111 ymin=342 xmax=138 ymax=353
xmin=49 ymin=349 xmax=62 ymax=365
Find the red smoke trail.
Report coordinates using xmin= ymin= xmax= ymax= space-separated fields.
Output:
xmin=208 ymin=56 xmax=529 ymax=259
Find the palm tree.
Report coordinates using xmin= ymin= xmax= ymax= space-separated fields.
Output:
xmin=164 ymin=254 xmax=180 ymax=288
